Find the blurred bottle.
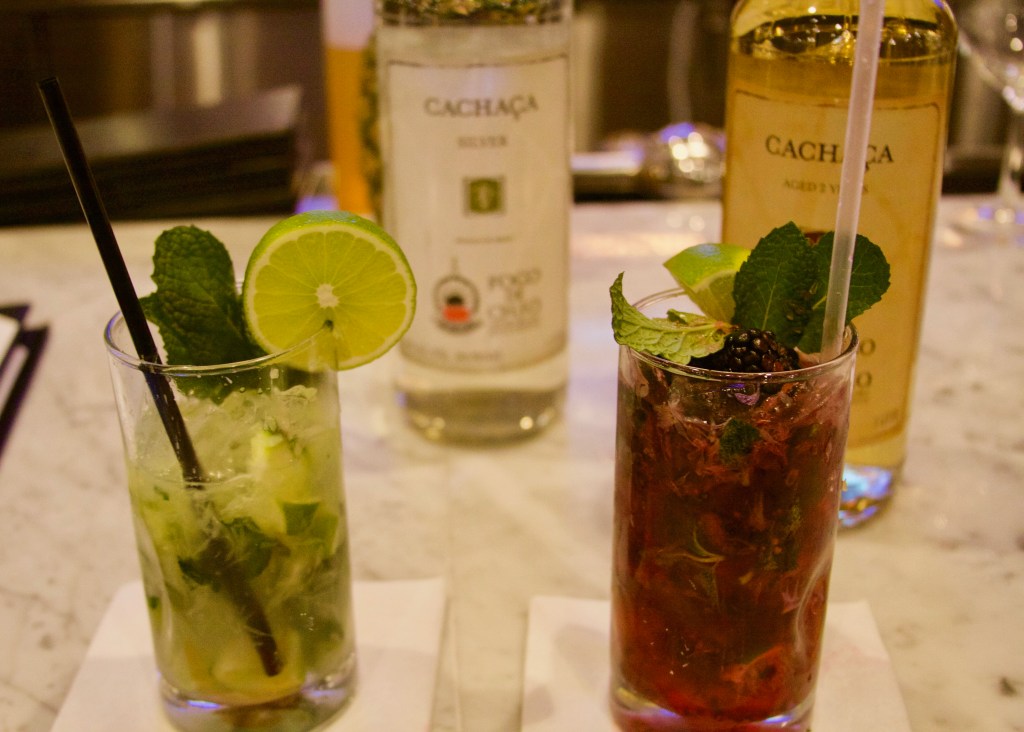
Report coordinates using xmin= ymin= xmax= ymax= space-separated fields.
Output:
xmin=376 ymin=0 xmax=572 ymax=443
xmin=321 ymin=0 xmax=374 ymax=214
xmin=721 ymin=0 xmax=957 ymax=527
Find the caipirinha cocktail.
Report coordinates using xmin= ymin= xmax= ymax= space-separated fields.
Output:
xmin=106 ymin=212 xmax=416 ymax=731
xmin=126 ymin=369 xmax=353 ymax=709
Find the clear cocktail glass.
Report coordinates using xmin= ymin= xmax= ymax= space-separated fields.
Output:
xmin=105 ymin=313 xmax=357 ymax=732
xmin=610 ymin=289 xmax=858 ymax=731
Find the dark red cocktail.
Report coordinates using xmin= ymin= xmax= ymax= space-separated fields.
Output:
xmin=610 ymin=290 xmax=857 ymax=731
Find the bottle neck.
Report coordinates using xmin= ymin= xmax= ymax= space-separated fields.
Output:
xmin=730 ymin=0 xmax=956 ymax=49
xmin=377 ymin=0 xmax=567 ymax=27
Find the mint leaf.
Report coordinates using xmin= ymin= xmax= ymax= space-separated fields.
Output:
xmin=797 ymin=232 xmax=891 ymax=352
xmin=140 ymin=226 xmax=264 ymax=366
xmin=283 ymin=501 xmax=320 ymax=535
xmin=611 ymin=273 xmax=729 ymax=363
xmin=223 ymin=517 xmax=276 ymax=578
xmin=719 ymin=418 xmax=760 ymax=463
xmin=732 ymin=222 xmax=817 ymax=348
xmin=177 ymin=517 xmax=276 ymax=587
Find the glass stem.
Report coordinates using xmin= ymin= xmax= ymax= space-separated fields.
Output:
xmin=997 ymin=108 xmax=1024 ymax=211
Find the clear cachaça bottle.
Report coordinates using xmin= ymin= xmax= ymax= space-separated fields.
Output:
xmin=721 ymin=0 xmax=957 ymax=526
xmin=375 ymin=0 xmax=572 ymax=443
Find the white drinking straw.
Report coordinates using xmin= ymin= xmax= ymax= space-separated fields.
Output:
xmin=821 ymin=0 xmax=886 ymax=360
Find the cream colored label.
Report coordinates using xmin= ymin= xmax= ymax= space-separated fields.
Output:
xmin=383 ymin=53 xmax=570 ymax=372
xmin=723 ymin=92 xmax=943 ymax=446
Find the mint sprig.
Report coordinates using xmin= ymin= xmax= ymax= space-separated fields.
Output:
xmin=610 ymin=273 xmax=730 ymax=360
xmin=732 ymin=223 xmax=889 ymax=350
xmin=614 ymin=222 xmax=890 ymax=365
xmin=140 ymin=226 xmax=265 ymax=366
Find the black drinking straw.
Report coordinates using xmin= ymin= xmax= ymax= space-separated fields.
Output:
xmin=36 ymin=76 xmax=204 ymax=482
xmin=38 ymin=76 xmax=283 ymax=677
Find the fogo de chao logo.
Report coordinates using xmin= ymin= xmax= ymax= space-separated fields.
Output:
xmin=434 ymin=266 xmax=480 ymax=333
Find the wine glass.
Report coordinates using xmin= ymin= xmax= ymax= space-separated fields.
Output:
xmin=954 ymin=0 xmax=1024 ymax=245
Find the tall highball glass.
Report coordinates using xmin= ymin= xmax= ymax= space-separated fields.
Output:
xmin=610 ymin=290 xmax=858 ymax=731
xmin=105 ymin=313 xmax=357 ymax=732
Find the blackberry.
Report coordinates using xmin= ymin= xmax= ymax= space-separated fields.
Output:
xmin=692 ymin=328 xmax=799 ymax=374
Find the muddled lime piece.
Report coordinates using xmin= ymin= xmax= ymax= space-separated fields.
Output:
xmin=663 ymin=243 xmax=749 ymax=322
xmin=242 ymin=211 xmax=416 ymax=370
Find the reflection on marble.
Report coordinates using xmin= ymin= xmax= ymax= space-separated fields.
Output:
xmin=0 ymin=198 xmax=1021 ymax=732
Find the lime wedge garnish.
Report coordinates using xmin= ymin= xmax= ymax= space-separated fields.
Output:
xmin=242 ymin=211 xmax=416 ymax=370
xmin=663 ymin=243 xmax=749 ymax=321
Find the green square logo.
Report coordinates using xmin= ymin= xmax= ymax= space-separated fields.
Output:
xmin=465 ymin=177 xmax=504 ymax=214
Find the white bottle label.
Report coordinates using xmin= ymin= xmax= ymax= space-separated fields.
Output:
xmin=383 ymin=52 xmax=570 ymax=373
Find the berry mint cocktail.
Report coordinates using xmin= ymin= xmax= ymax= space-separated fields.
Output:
xmin=609 ymin=224 xmax=886 ymax=731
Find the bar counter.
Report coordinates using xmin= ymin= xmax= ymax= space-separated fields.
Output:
xmin=0 ymin=197 xmax=1021 ymax=731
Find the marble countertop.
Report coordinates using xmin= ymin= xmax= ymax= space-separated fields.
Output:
xmin=0 ymin=197 xmax=1021 ymax=732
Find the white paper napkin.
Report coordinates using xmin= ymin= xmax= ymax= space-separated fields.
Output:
xmin=53 ymin=577 xmax=447 ymax=731
xmin=521 ymin=596 xmax=912 ymax=732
